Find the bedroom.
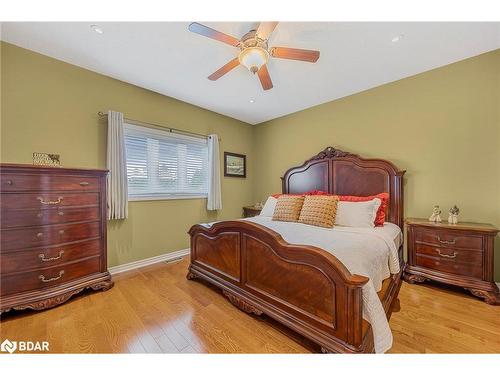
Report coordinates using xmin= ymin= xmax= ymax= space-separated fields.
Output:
xmin=0 ymin=0 xmax=499 ymax=372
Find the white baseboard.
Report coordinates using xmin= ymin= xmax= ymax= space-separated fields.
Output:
xmin=109 ymin=248 xmax=190 ymax=275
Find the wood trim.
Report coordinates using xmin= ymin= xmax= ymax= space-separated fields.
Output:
xmin=108 ymin=248 xmax=190 ymax=275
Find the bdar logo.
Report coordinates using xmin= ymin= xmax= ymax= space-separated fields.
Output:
xmin=1 ymin=339 xmax=17 ymax=353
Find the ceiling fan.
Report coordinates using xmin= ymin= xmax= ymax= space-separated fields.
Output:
xmin=188 ymin=22 xmax=320 ymax=90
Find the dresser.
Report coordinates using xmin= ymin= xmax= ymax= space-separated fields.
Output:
xmin=0 ymin=164 xmax=113 ymax=313
xmin=404 ymin=218 xmax=499 ymax=304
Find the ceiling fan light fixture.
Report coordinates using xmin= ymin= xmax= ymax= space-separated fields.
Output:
xmin=238 ymin=47 xmax=269 ymax=74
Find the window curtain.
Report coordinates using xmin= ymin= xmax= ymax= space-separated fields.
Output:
xmin=106 ymin=110 xmax=128 ymax=219
xmin=207 ymin=134 xmax=222 ymax=210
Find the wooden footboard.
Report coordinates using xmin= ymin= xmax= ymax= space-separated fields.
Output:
xmin=187 ymin=220 xmax=377 ymax=353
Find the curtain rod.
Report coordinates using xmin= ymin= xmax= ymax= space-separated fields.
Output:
xmin=97 ymin=112 xmax=220 ymax=141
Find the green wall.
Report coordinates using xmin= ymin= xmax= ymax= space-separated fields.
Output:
xmin=0 ymin=42 xmax=255 ymax=267
xmin=2 ymin=41 xmax=499 ymax=280
xmin=253 ymin=49 xmax=500 ymax=280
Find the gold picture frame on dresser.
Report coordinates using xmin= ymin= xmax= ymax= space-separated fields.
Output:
xmin=0 ymin=164 xmax=113 ymax=314
xmin=404 ymin=218 xmax=499 ymax=305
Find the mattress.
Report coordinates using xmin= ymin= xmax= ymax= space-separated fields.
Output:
xmin=242 ymin=216 xmax=402 ymax=353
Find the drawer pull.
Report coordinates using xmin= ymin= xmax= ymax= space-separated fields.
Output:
xmin=37 ymin=212 xmax=43 ymax=218
xmin=39 ymin=250 xmax=64 ymax=262
xmin=36 ymin=232 xmax=44 ymax=238
xmin=79 ymin=181 xmax=90 ymax=186
xmin=37 ymin=196 xmax=63 ymax=205
xmin=58 ymin=211 xmax=64 ymax=216
xmin=59 ymin=230 xmax=65 ymax=235
xmin=39 ymin=270 xmax=64 ymax=283
xmin=5 ymin=179 xmax=13 ymax=185
xmin=437 ymin=236 xmax=456 ymax=245
xmin=436 ymin=249 xmax=458 ymax=259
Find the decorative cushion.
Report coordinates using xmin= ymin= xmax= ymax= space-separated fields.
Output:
xmin=298 ymin=195 xmax=339 ymax=228
xmin=272 ymin=195 xmax=305 ymax=222
xmin=339 ymin=193 xmax=389 ymax=226
xmin=335 ymin=198 xmax=382 ymax=228
xmin=260 ymin=196 xmax=277 ymax=217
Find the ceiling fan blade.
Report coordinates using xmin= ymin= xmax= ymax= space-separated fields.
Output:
xmin=270 ymin=47 xmax=320 ymax=62
xmin=188 ymin=22 xmax=240 ymax=47
xmin=257 ymin=64 xmax=273 ymax=90
xmin=256 ymin=22 xmax=279 ymax=40
xmin=208 ymin=58 xmax=240 ymax=81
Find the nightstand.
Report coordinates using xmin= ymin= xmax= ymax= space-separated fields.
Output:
xmin=243 ymin=205 xmax=262 ymax=218
xmin=404 ymin=218 xmax=499 ymax=304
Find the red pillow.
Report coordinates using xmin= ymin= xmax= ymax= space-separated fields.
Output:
xmin=307 ymin=190 xmax=330 ymax=196
xmin=338 ymin=193 xmax=389 ymax=226
xmin=271 ymin=190 xmax=328 ymax=198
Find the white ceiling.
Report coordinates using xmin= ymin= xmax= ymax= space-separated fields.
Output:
xmin=2 ymin=22 xmax=499 ymax=124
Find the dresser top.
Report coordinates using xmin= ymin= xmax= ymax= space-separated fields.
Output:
xmin=405 ymin=217 xmax=499 ymax=233
xmin=0 ymin=163 xmax=108 ymax=175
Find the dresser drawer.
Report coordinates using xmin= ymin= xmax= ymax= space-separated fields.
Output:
xmin=1 ymin=173 xmax=100 ymax=192
xmin=415 ymin=253 xmax=483 ymax=279
xmin=1 ymin=239 xmax=102 ymax=274
xmin=1 ymin=257 xmax=101 ymax=296
xmin=415 ymin=244 xmax=482 ymax=265
xmin=1 ymin=221 xmax=100 ymax=252
xmin=1 ymin=192 xmax=99 ymax=210
xmin=1 ymin=206 xmax=100 ymax=228
xmin=415 ymin=228 xmax=482 ymax=250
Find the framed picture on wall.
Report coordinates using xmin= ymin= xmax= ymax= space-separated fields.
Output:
xmin=224 ymin=152 xmax=246 ymax=178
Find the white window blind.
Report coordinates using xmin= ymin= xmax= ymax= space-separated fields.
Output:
xmin=124 ymin=122 xmax=209 ymax=200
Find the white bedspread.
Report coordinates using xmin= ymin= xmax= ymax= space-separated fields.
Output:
xmin=242 ymin=216 xmax=401 ymax=353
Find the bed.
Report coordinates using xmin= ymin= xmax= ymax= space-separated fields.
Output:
xmin=187 ymin=146 xmax=406 ymax=353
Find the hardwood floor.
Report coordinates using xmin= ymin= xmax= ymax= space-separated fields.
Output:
xmin=1 ymin=256 xmax=499 ymax=353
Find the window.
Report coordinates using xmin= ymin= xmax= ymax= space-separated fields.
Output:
xmin=124 ymin=122 xmax=209 ymax=200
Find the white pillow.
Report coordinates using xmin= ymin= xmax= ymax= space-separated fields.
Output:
xmin=334 ymin=198 xmax=381 ymax=228
xmin=259 ymin=196 xmax=277 ymax=217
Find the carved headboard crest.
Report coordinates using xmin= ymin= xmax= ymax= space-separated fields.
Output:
xmin=281 ymin=146 xmax=406 ymax=228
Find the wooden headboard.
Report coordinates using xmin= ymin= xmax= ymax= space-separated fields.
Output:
xmin=281 ymin=146 xmax=406 ymax=228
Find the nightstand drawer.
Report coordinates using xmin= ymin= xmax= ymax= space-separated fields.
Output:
xmin=415 ymin=253 xmax=482 ymax=279
xmin=415 ymin=228 xmax=482 ymax=250
xmin=415 ymin=244 xmax=482 ymax=265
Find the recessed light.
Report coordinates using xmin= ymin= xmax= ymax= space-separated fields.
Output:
xmin=249 ymin=99 xmax=255 ymax=103
xmin=90 ymin=25 xmax=104 ymax=35
xmin=391 ymin=35 xmax=404 ymax=43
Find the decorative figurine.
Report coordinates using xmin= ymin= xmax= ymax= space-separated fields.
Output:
xmin=429 ymin=205 xmax=442 ymax=222
xmin=448 ymin=205 xmax=460 ymax=224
